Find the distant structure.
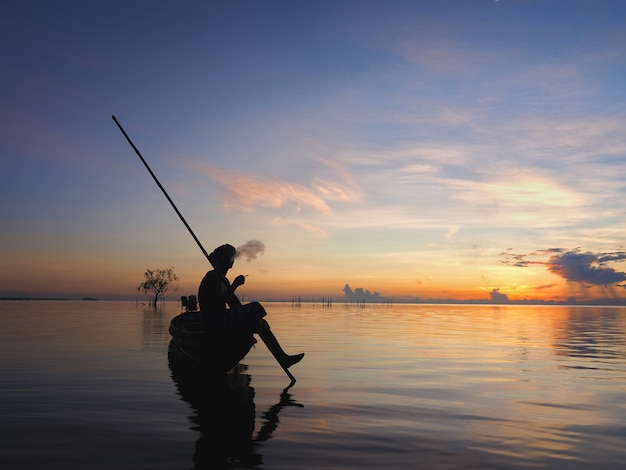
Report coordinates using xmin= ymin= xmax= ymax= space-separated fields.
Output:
xmin=291 ymin=296 xmax=333 ymax=308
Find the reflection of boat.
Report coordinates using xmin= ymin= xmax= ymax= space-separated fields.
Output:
xmin=168 ymin=348 xmax=303 ymax=469
xmin=168 ymin=312 xmax=256 ymax=373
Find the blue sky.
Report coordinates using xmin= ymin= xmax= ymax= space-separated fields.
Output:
xmin=2 ymin=0 xmax=626 ymax=301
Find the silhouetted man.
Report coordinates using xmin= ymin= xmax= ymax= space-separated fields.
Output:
xmin=198 ymin=244 xmax=304 ymax=369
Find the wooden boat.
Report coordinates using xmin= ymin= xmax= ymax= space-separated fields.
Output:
xmin=168 ymin=312 xmax=256 ymax=373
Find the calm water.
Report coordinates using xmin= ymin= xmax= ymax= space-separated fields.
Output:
xmin=1 ymin=301 xmax=625 ymax=469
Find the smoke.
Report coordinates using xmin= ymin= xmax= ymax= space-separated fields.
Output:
xmin=502 ymin=248 xmax=626 ymax=287
xmin=235 ymin=240 xmax=266 ymax=262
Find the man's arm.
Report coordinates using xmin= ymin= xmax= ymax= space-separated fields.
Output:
xmin=225 ymin=274 xmax=246 ymax=309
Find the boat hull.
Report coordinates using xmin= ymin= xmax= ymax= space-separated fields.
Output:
xmin=168 ymin=312 xmax=255 ymax=373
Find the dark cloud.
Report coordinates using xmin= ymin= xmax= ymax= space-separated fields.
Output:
xmin=343 ymin=284 xmax=390 ymax=303
xmin=489 ymin=289 xmax=509 ymax=303
xmin=597 ymin=252 xmax=626 ymax=263
xmin=503 ymin=248 xmax=626 ymax=287
xmin=501 ymin=248 xmax=565 ymax=268
xmin=509 ymin=254 xmax=531 ymax=267
xmin=547 ymin=250 xmax=626 ymax=286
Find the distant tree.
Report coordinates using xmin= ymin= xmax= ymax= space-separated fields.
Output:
xmin=138 ymin=267 xmax=178 ymax=308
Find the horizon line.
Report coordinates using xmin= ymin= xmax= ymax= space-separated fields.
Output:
xmin=3 ymin=296 xmax=626 ymax=307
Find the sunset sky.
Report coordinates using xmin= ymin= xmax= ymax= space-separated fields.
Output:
xmin=2 ymin=0 xmax=626 ymax=302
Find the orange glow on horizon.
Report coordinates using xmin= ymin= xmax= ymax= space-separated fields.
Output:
xmin=4 ymin=251 xmax=625 ymax=304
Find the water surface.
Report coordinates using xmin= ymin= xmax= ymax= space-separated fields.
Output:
xmin=1 ymin=301 xmax=625 ymax=469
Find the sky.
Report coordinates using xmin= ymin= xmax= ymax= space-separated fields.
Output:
xmin=2 ymin=0 xmax=626 ymax=303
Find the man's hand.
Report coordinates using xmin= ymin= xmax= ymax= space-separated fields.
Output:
xmin=232 ymin=274 xmax=246 ymax=288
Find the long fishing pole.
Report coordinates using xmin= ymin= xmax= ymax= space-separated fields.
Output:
xmin=111 ymin=115 xmax=212 ymax=264
xmin=112 ymin=115 xmax=239 ymax=299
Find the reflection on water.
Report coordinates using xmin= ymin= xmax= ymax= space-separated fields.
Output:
xmin=553 ymin=306 xmax=626 ymax=362
xmin=2 ymin=301 xmax=626 ymax=469
xmin=141 ymin=308 xmax=172 ymax=351
xmin=252 ymin=303 xmax=626 ymax=469
xmin=168 ymin=340 xmax=303 ymax=468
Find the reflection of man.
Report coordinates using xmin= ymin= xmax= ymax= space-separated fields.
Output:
xmin=168 ymin=356 xmax=303 ymax=468
xmin=193 ymin=369 xmax=258 ymax=468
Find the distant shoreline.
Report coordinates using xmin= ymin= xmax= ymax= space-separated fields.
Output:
xmin=0 ymin=297 xmax=73 ymax=301
xmin=2 ymin=297 xmax=626 ymax=307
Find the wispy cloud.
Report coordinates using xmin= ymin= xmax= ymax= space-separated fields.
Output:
xmin=444 ymin=226 xmax=459 ymax=240
xmin=217 ymin=169 xmax=331 ymax=213
xmin=392 ymin=20 xmax=498 ymax=76
xmin=311 ymin=178 xmax=361 ymax=203
xmin=311 ymin=106 xmax=626 ymax=238
xmin=185 ymin=160 xmax=333 ymax=213
xmin=271 ymin=217 xmax=329 ymax=238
